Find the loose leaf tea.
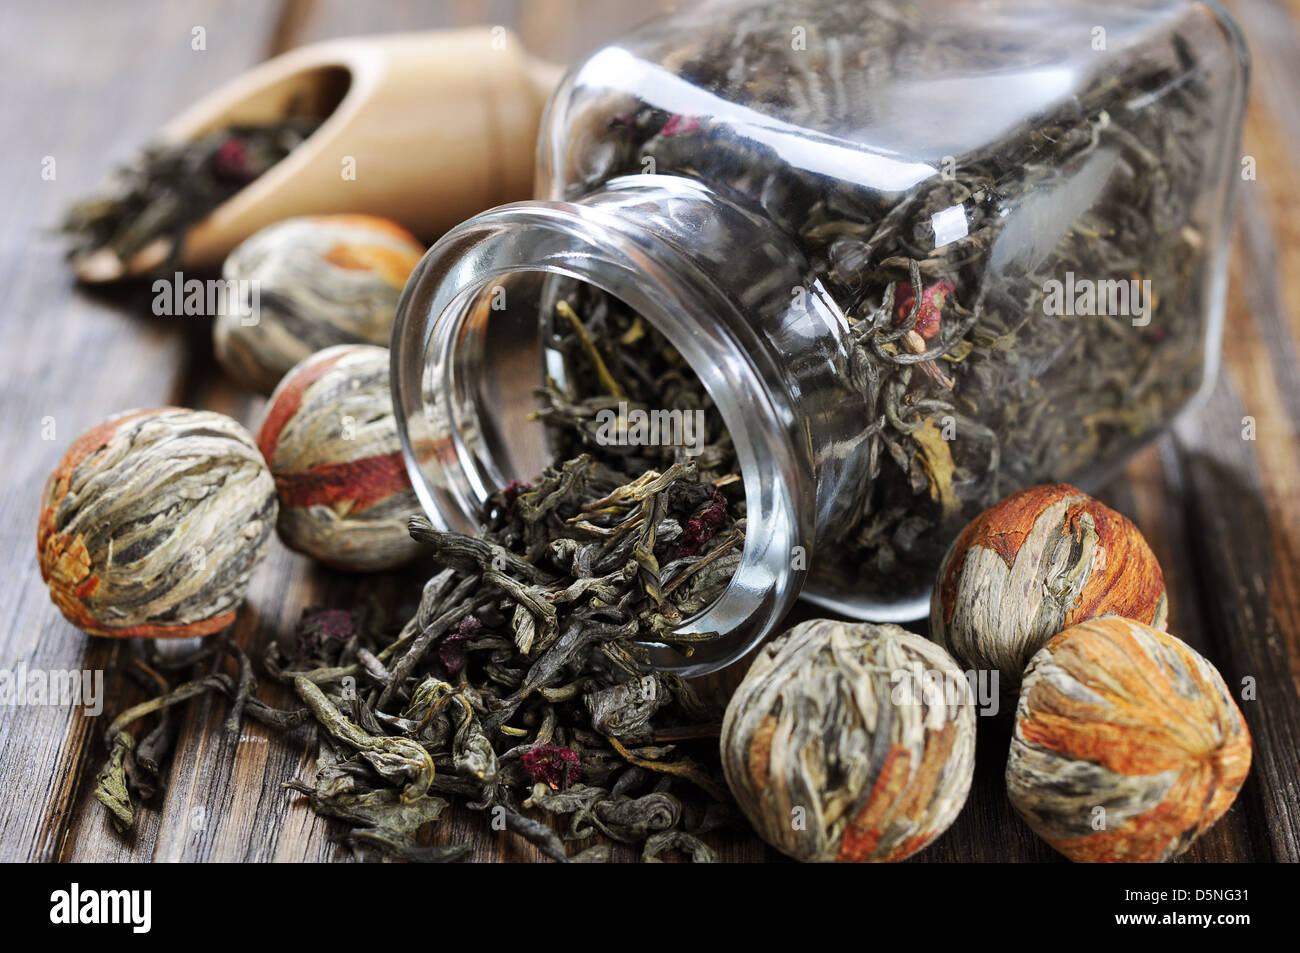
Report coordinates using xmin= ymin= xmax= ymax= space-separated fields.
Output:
xmin=92 ymin=636 xmax=310 ymax=832
xmin=90 ymin=306 xmax=747 ymax=857
xmin=536 ymin=286 xmax=739 ymax=484
xmin=61 ymin=115 xmax=320 ymax=278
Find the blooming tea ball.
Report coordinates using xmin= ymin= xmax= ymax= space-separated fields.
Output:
xmin=1007 ymin=615 xmax=1251 ymax=862
xmin=215 ymin=214 xmax=425 ymax=393
xmin=721 ymin=619 xmax=976 ymax=862
xmin=931 ymin=483 xmax=1166 ymax=688
xmin=37 ymin=408 xmax=276 ymax=638
xmin=258 ymin=344 xmax=422 ymax=571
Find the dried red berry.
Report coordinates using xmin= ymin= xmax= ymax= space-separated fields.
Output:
xmin=661 ymin=114 xmax=700 ymax=136
xmin=521 ymin=745 xmax=581 ymax=789
xmin=438 ymin=634 xmax=467 ymax=674
xmin=502 ymin=480 xmax=531 ymax=507
xmin=675 ymin=491 xmax=728 ymax=558
xmin=295 ymin=608 xmax=356 ymax=659
xmin=893 ymin=280 xmax=955 ymax=340
xmin=212 ymin=136 xmax=251 ymax=181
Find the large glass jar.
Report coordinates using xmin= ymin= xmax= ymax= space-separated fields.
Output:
xmin=392 ymin=0 xmax=1248 ymax=674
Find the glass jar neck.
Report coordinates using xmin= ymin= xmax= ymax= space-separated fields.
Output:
xmin=391 ymin=174 xmax=858 ymax=673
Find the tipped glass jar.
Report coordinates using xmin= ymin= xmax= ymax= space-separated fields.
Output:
xmin=392 ymin=0 xmax=1248 ymax=674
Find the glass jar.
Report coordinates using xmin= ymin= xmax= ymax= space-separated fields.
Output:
xmin=392 ymin=0 xmax=1248 ymax=674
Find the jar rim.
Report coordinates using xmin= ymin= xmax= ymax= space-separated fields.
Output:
xmin=391 ymin=183 xmax=813 ymax=674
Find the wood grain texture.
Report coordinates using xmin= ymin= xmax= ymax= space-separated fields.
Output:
xmin=0 ymin=0 xmax=1296 ymax=863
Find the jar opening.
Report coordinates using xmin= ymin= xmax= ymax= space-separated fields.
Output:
xmin=391 ymin=198 xmax=812 ymax=674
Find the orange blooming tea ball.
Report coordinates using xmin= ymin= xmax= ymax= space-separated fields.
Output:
xmin=37 ymin=408 xmax=276 ymax=638
xmin=258 ymin=344 xmax=422 ymax=571
xmin=215 ymin=214 xmax=425 ymax=393
xmin=721 ymin=619 xmax=975 ymax=863
xmin=1007 ymin=615 xmax=1251 ymax=862
xmin=931 ymin=483 xmax=1167 ymax=688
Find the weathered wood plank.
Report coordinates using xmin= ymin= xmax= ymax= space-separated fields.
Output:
xmin=0 ymin=0 xmax=286 ymax=863
xmin=1167 ymin=0 xmax=1300 ymax=863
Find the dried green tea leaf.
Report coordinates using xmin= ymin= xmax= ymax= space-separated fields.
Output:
xmin=293 ymin=676 xmax=434 ymax=802
xmin=93 ymin=731 xmax=135 ymax=832
xmin=643 ymin=830 xmax=718 ymax=863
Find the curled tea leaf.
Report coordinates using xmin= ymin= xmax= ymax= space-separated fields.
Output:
xmin=93 ymin=731 xmax=135 ymax=832
xmin=293 ymin=676 xmax=434 ymax=802
xmin=643 ymin=830 xmax=718 ymax=863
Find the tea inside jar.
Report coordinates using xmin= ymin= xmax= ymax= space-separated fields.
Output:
xmin=449 ymin=279 xmax=748 ymax=652
xmin=548 ymin=0 xmax=1229 ymax=609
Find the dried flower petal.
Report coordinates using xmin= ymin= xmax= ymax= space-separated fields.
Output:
xmin=211 ymin=136 xmax=252 ymax=182
xmin=438 ymin=634 xmax=468 ymax=674
xmin=295 ymin=608 xmax=356 ymax=659
xmin=674 ymin=491 xmax=729 ymax=558
xmin=661 ymin=114 xmax=700 ymax=136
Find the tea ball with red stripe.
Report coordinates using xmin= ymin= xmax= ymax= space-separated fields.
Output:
xmin=1007 ymin=615 xmax=1251 ymax=862
xmin=722 ymin=619 xmax=976 ymax=863
xmin=258 ymin=344 xmax=423 ymax=571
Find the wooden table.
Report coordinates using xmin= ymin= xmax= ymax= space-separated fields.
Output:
xmin=2 ymin=0 xmax=1296 ymax=863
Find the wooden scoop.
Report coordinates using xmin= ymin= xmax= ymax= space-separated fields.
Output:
xmin=75 ymin=28 xmax=563 ymax=281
